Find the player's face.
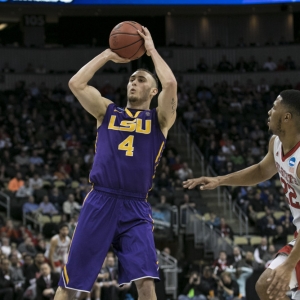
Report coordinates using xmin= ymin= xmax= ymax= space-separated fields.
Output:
xmin=268 ymin=95 xmax=284 ymax=134
xmin=60 ymin=226 xmax=69 ymax=237
xmin=127 ymin=71 xmax=155 ymax=104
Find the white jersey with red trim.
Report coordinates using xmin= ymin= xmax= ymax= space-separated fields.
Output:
xmin=273 ymin=136 xmax=300 ymax=231
xmin=52 ymin=234 xmax=70 ymax=264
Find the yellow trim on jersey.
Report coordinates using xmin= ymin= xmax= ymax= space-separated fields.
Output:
xmin=155 ymin=141 xmax=165 ymax=163
xmin=63 ymin=266 xmax=69 ymax=284
xmin=125 ymin=108 xmax=142 ymax=118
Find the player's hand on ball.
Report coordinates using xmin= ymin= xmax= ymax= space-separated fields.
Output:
xmin=106 ymin=49 xmax=130 ymax=63
xmin=183 ymin=177 xmax=220 ymax=190
xmin=137 ymin=26 xmax=155 ymax=56
xmin=267 ymin=265 xmax=291 ymax=299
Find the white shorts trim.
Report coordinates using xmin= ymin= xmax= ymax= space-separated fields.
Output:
xmin=119 ymin=276 xmax=160 ymax=287
xmin=61 ymin=271 xmax=90 ymax=293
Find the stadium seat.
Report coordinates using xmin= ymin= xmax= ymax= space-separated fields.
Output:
xmin=203 ymin=212 xmax=210 ymax=221
xmin=43 ymin=181 xmax=52 ymax=188
xmin=37 ymin=214 xmax=51 ymax=224
xmin=52 ymin=215 xmax=62 ymax=223
xmin=256 ymin=211 xmax=266 ymax=219
xmin=71 ymin=181 xmax=80 ymax=189
xmin=233 ymin=236 xmax=248 ymax=246
xmin=273 ymin=211 xmax=285 ymax=220
xmin=250 ymin=236 xmax=262 ymax=246
xmin=53 ymin=180 xmax=66 ymax=188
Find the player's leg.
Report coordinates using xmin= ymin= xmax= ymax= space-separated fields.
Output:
xmin=56 ymin=190 xmax=120 ymax=295
xmin=114 ymin=199 xmax=159 ymax=300
xmin=54 ymin=286 xmax=77 ymax=300
xmin=135 ymin=278 xmax=156 ymax=300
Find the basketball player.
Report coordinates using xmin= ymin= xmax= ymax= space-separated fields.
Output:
xmin=183 ymin=90 xmax=300 ymax=300
xmin=47 ymin=223 xmax=70 ymax=273
xmin=54 ymin=26 xmax=177 ymax=300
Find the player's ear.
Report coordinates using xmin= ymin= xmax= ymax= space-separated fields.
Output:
xmin=284 ymin=112 xmax=292 ymax=122
xmin=151 ymin=87 xmax=158 ymax=97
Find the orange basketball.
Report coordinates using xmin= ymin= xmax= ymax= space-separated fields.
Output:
xmin=109 ymin=21 xmax=146 ymax=60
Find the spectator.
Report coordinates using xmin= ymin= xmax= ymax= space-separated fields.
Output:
xmin=253 ymin=237 xmax=268 ymax=266
xmin=272 ymin=225 xmax=288 ymax=248
xmin=7 ymin=172 xmax=24 ymax=192
xmin=9 ymin=254 xmax=24 ymax=295
xmin=29 ymin=173 xmax=43 ymax=190
xmin=1 ymin=238 xmax=11 ymax=257
xmin=16 ymin=179 xmax=33 ymax=198
xmin=207 ymin=213 xmax=221 ymax=228
xmin=62 ymin=193 xmax=81 ymax=221
xmin=262 ymin=244 xmax=276 ymax=268
xmin=29 ymin=150 xmax=44 ymax=166
xmin=217 ymin=271 xmax=239 ymax=300
xmin=36 ymin=262 xmax=60 ymax=300
xmin=22 ymin=196 xmax=39 ymax=215
xmin=263 ymin=57 xmax=277 ymax=71
xmin=213 ymin=251 xmax=229 ymax=276
xmin=15 ymin=151 xmax=30 ymax=166
xmin=285 ymin=56 xmax=296 ymax=70
xmin=201 ymin=266 xmax=218 ymax=297
xmin=217 ymin=56 xmax=234 ymax=72
xmin=0 ymin=220 xmax=19 ymax=242
xmin=177 ymin=162 xmax=193 ymax=181
xmin=18 ymin=237 xmax=37 ymax=258
xmin=101 ymin=255 xmax=130 ymax=300
xmin=38 ymin=195 xmax=58 ymax=219
xmin=0 ymin=258 xmax=15 ymax=300
xmin=218 ymin=217 xmax=234 ymax=240
xmin=23 ymin=253 xmax=45 ymax=294
xmin=178 ymin=271 xmax=210 ymax=300
xmin=230 ymin=247 xmax=242 ymax=265
xmin=49 ymin=187 xmax=65 ymax=212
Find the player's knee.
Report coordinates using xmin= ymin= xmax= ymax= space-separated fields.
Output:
xmin=135 ymin=278 xmax=155 ymax=298
xmin=55 ymin=286 xmax=77 ymax=299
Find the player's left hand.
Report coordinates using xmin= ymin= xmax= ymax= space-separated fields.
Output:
xmin=266 ymin=264 xmax=292 ymax=299
xmin=137 ymin=26 xmax=155 ymax=56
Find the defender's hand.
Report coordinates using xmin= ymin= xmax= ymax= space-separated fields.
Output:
xmin=183 ymin=177 xmax=220 ymax=190
xmin=137 ymin=26 xmax=155 ymax=56
xmin=105 ymin=49 xmax=130 ymax=63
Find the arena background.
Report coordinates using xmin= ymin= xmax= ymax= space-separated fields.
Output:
xmin=0 ymin=1 xmax=300 ymax=299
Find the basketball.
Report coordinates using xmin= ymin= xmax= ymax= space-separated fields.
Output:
xmin=109 ymin=21 xmax=146 ymax=60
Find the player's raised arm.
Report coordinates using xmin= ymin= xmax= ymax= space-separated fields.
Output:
xmin=138 ymin=27 xmax=177 ymax=132
xmin=183 ymin=135 xmax=278 ymax=190
xmin=69 ymin=49 xmax=130 ymax=124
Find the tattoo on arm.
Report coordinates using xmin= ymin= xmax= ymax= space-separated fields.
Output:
xmin=171 ymin=98 xmax=177 ymax=115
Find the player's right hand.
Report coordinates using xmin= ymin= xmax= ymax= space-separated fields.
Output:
xmin=105 ymin=49 xmax=130 ymax=63
xmin=182 ymin=176 xmax=220 ymax=190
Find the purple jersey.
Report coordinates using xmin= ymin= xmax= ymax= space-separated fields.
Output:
xmin=89 ymin=103 xmax=166 ymax=198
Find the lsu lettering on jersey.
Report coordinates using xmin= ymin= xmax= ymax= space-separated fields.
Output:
xmin=274 ymin=136 xmax=300 ymax=230
xmin=89 ymin=103 xmax=166 ymax=198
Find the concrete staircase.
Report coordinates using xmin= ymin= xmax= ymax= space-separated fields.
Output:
xmin=169 ymin=122 xmax=256 ymax=235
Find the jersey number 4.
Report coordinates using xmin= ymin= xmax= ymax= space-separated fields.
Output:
xmin=118 ymin=135 xmax=134 ymax=156
xmin=281 ymin=178 xmax=300 ymax=209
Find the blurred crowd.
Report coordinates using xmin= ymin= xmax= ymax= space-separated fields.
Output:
xmin=0 ymin=69 xmax=299 ymax=299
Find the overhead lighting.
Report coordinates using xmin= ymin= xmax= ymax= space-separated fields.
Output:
xmin=0 ymin=23 xmax=8 ymax=31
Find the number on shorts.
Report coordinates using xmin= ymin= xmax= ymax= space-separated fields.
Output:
xmin=118 ymin=135 xmax=134 ymax=156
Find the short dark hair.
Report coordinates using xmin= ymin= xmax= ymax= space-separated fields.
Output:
xmin=59 ymin=223 xmax=69 ymax=230
xmin=280 ymin=90 xmax=300 ymax=117
xmin=136 ymin=68 xmax=159 ymax=88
